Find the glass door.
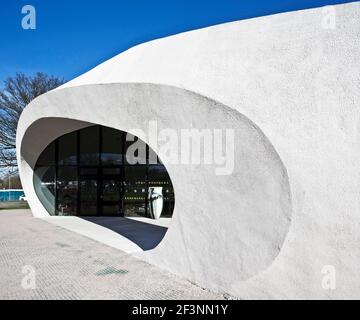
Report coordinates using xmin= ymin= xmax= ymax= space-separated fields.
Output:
xmin=79 ymin=167 xmax=99 ymax=216
xmin=100 ymin=167 xmax=123 ymax=216
xmin=101 ymin=177 xmax=122 ymax=216
xmin=79 ymin=167 xmax=123 ymax=216
xmin=79 ymin=178 xmax=98 ymax=216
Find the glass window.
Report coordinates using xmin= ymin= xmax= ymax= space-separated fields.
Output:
xmin=148 ymin=165 xmax=174 ymax=218
xmin=57 ymin=167 xmax=78 ymax=216
xmin=124 ymin=166 xmax=147 ymax=188
xmin=36 ymin=141 xmax=55 ymax=166
xmin=101 ymin=126 xmax=123 ymax=166
xmin=33 ymin=166 xmax=56 ymax=215
xmin=102 ymin=167 xmax=121 ymax=175
xmin=80 ymin=167 xmax=98 ymax=176
xmin=148 ymin=165 xmax=171 ymax=187
xmin=101 ymin=178 xmax=122 ymax=216
xmin=58 ymin=131 xmax=77 ymax=165
xmin=79 ymin=178 xmax=98 ymax=216
xmin=80 ymin=126 xmax=100 ymax=165
xmin=34 ymin=125 xmax=174 ymax=218
xmin=124 ymin=166 xmax=147 ymax=217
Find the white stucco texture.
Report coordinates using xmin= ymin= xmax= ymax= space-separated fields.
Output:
xmin=17 ymin=2 xmax=360 ymax=299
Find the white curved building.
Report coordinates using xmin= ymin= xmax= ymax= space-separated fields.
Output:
xmin=17 ymin=2 xmax=360 ymax=299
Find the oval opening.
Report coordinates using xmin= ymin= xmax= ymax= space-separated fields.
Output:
xmin=33 ymin=124 xmax=175 ymax=250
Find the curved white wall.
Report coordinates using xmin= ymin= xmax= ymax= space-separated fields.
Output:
xmin=17 ymin=2 xmax=360 ymax=298
xmin=17 ymin=84 xmax=291 ymax=295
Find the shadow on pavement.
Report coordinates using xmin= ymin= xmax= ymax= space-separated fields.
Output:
xmin=81 ymin=216 xmax=168 ymax=251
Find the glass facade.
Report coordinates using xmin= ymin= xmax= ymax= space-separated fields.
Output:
xmin=33 ymin=125 xmax=175 ymax=217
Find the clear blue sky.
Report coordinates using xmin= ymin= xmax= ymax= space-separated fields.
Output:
xmin=0 ymin=0 xmax=355 ymax=85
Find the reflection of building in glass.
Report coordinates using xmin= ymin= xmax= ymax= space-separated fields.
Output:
xmin=33 ymin=125 xmax=175 ymax=217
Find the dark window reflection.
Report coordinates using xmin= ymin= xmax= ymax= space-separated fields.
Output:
xmin=80 ymin=126 xmax=100 ymax=165
xmin=80 ymin=167 xmax=98 ymax=176
xmin=37 ymin=142 xmax=55 ymax=166
xmin=102 ymin=178 xmax=122 ymax=216
xmin=103 ymin=167 xmax=121 ymax=175
xmin=124 ymin=166 xmax=147 ymax=217
xmin=34 ymin=125 xmax=175 ymax=218
xmin=79 ymin=178 xmax=98 ymax=216
xmin=33 ymin=166 xmax=56 ymax=215
xmin=102 ymin=126 xmax=123 ymax=166
xmin=58 ymin=131 xmax=77 ymax=165
xmin=57 ymin=167 xmax=77 ymax=216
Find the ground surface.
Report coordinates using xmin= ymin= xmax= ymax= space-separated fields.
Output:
xmin=0 ymin=210 xmax=225 ymax=300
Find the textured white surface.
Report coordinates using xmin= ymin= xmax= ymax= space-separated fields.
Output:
xmin=17 ymin=84 xmax=291 ymax=297
xmin=17 ymin=2 xmax=360 ymax=299
xmin=40 ymin=216 xmax=143 ymax=253
xmin=0 ymin=210 xmax=225 ymax=300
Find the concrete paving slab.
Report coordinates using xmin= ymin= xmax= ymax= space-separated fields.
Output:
xmin=0 ymin=209 xmax=226 ymax=300
xmin=40 ymin=216 xmax=143 ymax=254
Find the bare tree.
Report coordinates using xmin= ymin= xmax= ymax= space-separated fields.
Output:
xmin=0 ymin=172 xmax=22 ymax=190
xmin=0 ymin=73 xmax=65 ymax=169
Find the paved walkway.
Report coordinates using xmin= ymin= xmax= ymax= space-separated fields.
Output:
xmin=0 ymin=210 xmax=224 ymax=300
xmin=41 ymin=215 xmax=170 ymax=253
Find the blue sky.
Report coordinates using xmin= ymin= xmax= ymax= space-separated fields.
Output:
xmin=0 ymin=0 xmax=355 ymax=85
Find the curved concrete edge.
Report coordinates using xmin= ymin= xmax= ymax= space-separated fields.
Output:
xmin=16 ymin=2 xmax=360 ymax=299
xmin=39 ymin=216 xmax=143 ymax=254
xmin=17 ymin=83 xmax=291 ymax=298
